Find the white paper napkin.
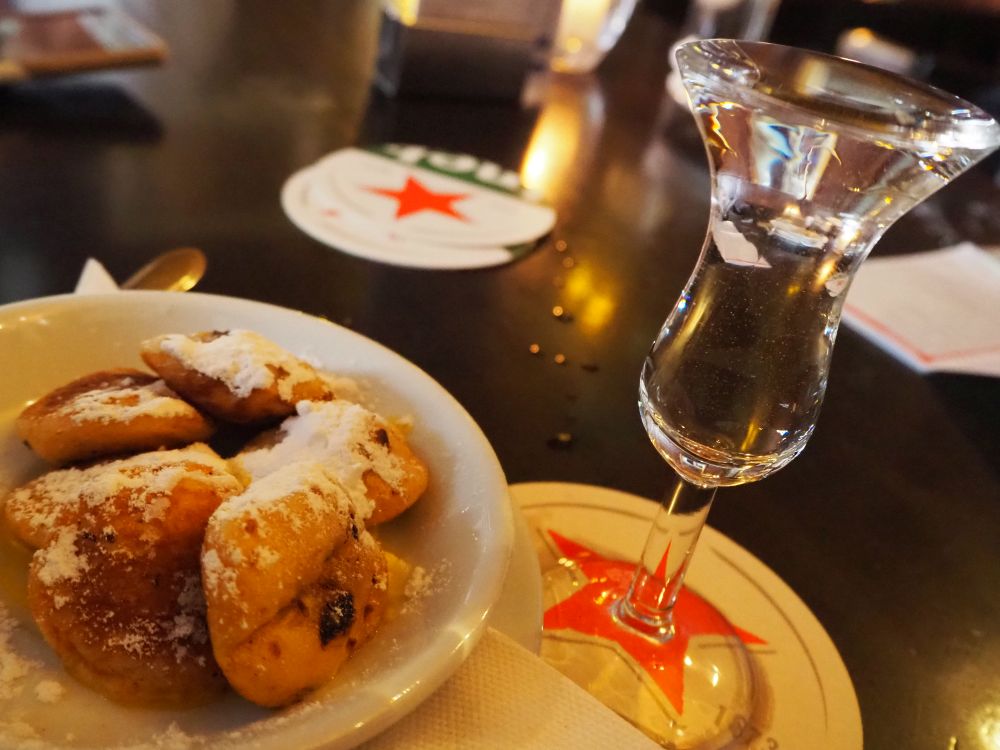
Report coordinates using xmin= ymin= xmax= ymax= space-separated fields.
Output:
xmin=74 ymin=257 xmax=120 ymax=293
xmin=842 ymin=243 xmax=1000 ymax=377
xmin=360 ymin=627 xmax=659 ymax=750
xmin=71 ymin=261 xmax=660 ymax=749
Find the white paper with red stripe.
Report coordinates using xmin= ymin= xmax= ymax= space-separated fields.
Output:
xmin=842 ymin=243 xmax=1000 ymax=377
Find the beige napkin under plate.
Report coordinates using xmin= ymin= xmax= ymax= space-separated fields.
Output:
xmin=72 ymin=259 xmax=659 ymax=750
xmin=360 ymin=627 xmax=659 ymax=750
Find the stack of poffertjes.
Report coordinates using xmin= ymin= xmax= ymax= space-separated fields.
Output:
xmin=1 ymin=329 xmax=429 ymax=709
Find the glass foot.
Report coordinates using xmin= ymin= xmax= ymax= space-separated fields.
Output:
xmin=540 ymin=532 xmax=766 ymax=749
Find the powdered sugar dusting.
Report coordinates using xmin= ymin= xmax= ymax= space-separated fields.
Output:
xmin=33 ymin=679 xmax=65 ymax=703
xmin=6 ymin=445 xmax=240 ymax=545
xmin=402 ymin=560 xmax=451 ymax=614
xmin=0 ymin=602 xmax=40 ymax=700
xmin=33 ymin=527 xmax=89 ymax=586
xmin=404 ymin=565 xmax=432 ymax=599
xmin=318 ymin=373 xmax=363 ymax=404
xmin=0 ymin=720 xmax=39 ymax=743
xmin=106 ymin=619 xmax=160 ymax=657
xmin=176 ymin=573 xmax=203 ymax=612
xmin=203 ymin=462 xmax=362 ymax=605
xmin=201 ymin=549 xmax=238 ymax=601
xmin=151 ymin=722 xmax=198 ymax=750
xmin=212 ymin=460 xmax=356 ymax=527
xmin=140 ymin=722 xmax=195 ymax=750
xmin=59 ymin=378 xmax=198 ymax=425
xmin=0 ymin=722 xmax=201 ymax=750
xmin=235 ymin=400 xmax=409 ymax=520
xmin=155 ymin=330 xmax=322 ymax=401
xmin=256 ymin=547 xmax=280 ymax=567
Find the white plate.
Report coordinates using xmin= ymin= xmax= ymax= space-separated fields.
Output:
xmin=511 ymin=482 xmax=863 ymax=750
xmin=0 ymin=292 xmax=515 ymax=750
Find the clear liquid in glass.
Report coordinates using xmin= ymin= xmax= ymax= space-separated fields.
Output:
xmin=640 ymin=43 xmax=998 ymax=487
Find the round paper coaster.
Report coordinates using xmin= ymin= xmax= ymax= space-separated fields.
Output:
xmin=510 ymin=482 xmax=862 ymax=750
xmin=281 ymin=144 xmax=553 ymax=270
xmin=311 ymin=146 xmax=555 ymax=248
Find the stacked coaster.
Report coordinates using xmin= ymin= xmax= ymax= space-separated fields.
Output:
xmin=282 ymin=144 xmax=556 ymax=269
xmin=510 ymin=482 xmax=864 ymax=750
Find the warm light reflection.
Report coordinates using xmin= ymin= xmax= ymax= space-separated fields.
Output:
xmin=580 ymin=295 xmax=614 ymax=331
xmin=803 ymin=135 xmax=838 ymax=199
xmin=520 ymin=141 xmax=556 ymax=196
xmin=794 ymin=59 xmax=831 ymax=93
xmin=519 ymin=79 xmax=604 ymax=202
xmin=708 ymin=108 xmax=736 ymax=156
xmin=738 ymin=417 xmax=763 ymax=454
xmin=389 ymin=0 xmax=420 ymax=26
xmin=517 ymin=74 xmax=623 ymax=334
xmin=561 ymin=265 xmax=617 ymax=334
xmin=843 ymin=26 xmax=875 ymax=47
xmin=811 ymin=257 xmax=839 ymax=293
xmin=671 ymin=291 xmax=710 ymax=355
xmin=520 ymin=108 xmax=582 ymax=201
xmin=564 ymin=266 xmax=591 ymax=299
xmin=977 ymin=703 xmax=1000 ymax=750
xmin=552 ymin=0 xmax=612 ymax=68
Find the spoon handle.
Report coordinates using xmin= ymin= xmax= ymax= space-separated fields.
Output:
xmin=121 ymin=247 xmax=207 ymax=292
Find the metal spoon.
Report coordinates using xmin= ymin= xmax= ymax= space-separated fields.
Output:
xmin=121 ymin=247 xmax=207 ymax=291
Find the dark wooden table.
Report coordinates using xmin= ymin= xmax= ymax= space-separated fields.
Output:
xmin=1 ymin=3 xmax=998 ymax=749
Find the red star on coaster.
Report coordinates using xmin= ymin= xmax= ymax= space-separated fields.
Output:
xmin=363 ymin=175 xmax=470 ymax=221
xmin=543 ymin=530 xmax=765 ymax=715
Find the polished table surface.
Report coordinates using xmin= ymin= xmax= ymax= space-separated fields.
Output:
xmin=1 ymin=3 xmax=999 ymax=749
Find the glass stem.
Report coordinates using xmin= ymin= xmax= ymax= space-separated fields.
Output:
xmin=615 ymin=474 xmax=716 ymax=642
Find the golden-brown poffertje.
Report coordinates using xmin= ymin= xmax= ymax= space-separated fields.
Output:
xmin=4 ymin=443 xmax=242 ymax=550
xmin=202 ymin=461 xmax=387 ymax=707
xmin=23 ymin=444 xmax=243 ymax=706
xmin=15 ymin=368 xmax=214 ymax=464
xmin=140 ymin=330 xmax=333 ymax=424
xmin=230 ymin=400 xmax=428 ymax=525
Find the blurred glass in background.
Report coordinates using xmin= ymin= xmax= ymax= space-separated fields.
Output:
xmin=678 ymin=0 xmax=780 ymax=41
xmin=549 ymin=0 xmax=639 ymax=74
xmin=374 ymin=0 xmax=560 ymax=99
xmin=374 ymin=0 xmax=648 ymax=98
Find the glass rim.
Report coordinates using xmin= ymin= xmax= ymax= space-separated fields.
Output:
xmin=675 ymin=38 xmax=1000 ymax=152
